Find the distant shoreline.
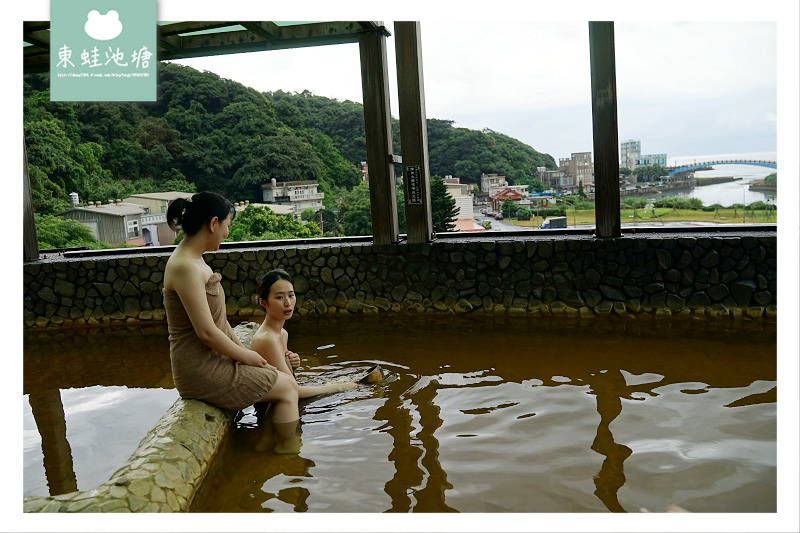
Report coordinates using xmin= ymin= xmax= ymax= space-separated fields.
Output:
xmin=695 ymin=176 xmax=737 ymax=186
xmin=749 ymin=179 xmax=777 ymax=192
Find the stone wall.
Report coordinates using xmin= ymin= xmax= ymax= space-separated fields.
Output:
xmin=23 ymin=230 xmax=777 ymax=329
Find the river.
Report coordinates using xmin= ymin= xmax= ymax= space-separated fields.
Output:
xmin=663 ymin=151 xmax=777 ymax=207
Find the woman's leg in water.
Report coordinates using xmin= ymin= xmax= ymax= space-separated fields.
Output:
xmin=256 ymin=372 xmax=301 ymax=454
xmin=258 ymin=371 xmax=299 ymax=423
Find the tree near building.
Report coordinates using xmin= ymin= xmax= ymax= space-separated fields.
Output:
xmin=34 ymin=213 xmax=111 ymax=250
xmin=430 ymin=175 xmax=458 ymax=233
xmin=501 ymin=198 xmax=517 ymax=219
xmin=339 ymin=181 xmax=372 ymax=236
xmin=226 ymin=204 xmax=322 ymax=242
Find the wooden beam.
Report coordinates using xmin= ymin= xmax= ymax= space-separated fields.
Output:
xmin=394 ymin=22 xmax=433 ymax=243
xmin=24 ymin=139 xmax=39 ymax=261
xmin=23 ymin=21 xmax=377 ymax=71
xmin=589 ymin=22 xmax=621 ymax=238
xmin=359 ymin=27 xmax=399 ymax=245
xmin=158 ymin=21 xmax=369 ymax=60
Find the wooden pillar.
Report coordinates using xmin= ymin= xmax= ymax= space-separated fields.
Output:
xmin=23 ymin=139 xmax=39 ymax=261
xmin=28 ymin=389 xmax=78 ymax=496
xmin=359 ymin=26 xmax=399 ymax=245
xmin=589 ymin=22 xmax=621 ymax=238
xmin=394 ymin=21 xmax=433 ymax=243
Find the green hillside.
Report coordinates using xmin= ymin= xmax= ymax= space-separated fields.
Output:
xmin=24 ymin=62 xmax=556 ymax=215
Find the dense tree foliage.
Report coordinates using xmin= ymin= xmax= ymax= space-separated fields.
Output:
xmin=34 ymin=213 xmax=112 ymax=250
xmin=226 ymin=205 xmax=322 ymax=242
xmin=632 ymin=165 xmax=668 ymax=182
xmin=24 ymin=62 xmax=557 ymax=240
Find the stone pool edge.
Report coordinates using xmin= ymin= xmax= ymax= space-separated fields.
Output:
xmin=23 ymin=398 xmax=233 ymax=513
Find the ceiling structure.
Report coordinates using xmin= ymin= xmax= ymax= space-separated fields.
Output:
xmin=23 ymin=21 xmax=389 ymax=73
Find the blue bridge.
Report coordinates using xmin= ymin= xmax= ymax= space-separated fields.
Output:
xmin=667 ymin=159 xmax=777 ymax=175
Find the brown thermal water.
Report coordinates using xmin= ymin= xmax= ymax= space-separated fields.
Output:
xmin=190 ymin=315 xmax=776 ymax=513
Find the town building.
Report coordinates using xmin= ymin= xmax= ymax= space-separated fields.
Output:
xmin=480 ymin=173 xmax=507 ymax=193
xmin=536 ymin=167 xmax=573 ymax=191
xmin=443 ymin=176 xmax=484 ymax=232
xmin=522 ymin=193 xmax=555 ymax=210
xmin=491 ymin=187 xmax=525 ymax=213
xmin=620 ymin=139 xmax=667 ymax=169
xmin=123 ymin=191 xmax=194 ymax=246
xmin=621 ymin=139 xmax=641 ymax=169
xmin=261 ymin=178 xmax=324 ymax=215
xmin=558 ymin=152 xmax=595 ymax=192
xmin=62 ymin=199 xmax=146 ymax=247
xmin=357 ymin=161 xmax=369 ymax=181
xmin=636 ymin=153 xmax=668 ymax=167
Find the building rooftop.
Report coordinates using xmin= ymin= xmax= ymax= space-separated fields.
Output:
xmin=68 ymin=202 xmax=146 ymax=217
xmin=126 ymin=191 xmax=194 ymax=202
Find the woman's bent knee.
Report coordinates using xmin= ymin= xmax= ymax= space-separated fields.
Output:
xmin=259 ymin=372 xmax=298 ymax=404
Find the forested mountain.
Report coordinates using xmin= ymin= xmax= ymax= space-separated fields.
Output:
xmin=24 ymin=62 xmax=556 ymax=215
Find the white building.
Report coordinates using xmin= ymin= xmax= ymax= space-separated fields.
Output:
xmin=621 ymin=139 xmax=641 ymax=169
xmin=620 ymin=139 xmax=667 ymax=169
xmin=261 ymin=178 xmax=324 ymax=214
xmin=444 ymin=176 xmax=484 ymax=232
xmin=480 ymin=173 xmax=507 ymax=193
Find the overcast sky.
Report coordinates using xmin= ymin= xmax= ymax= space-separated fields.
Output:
xmin=172 ymin=18 xmax=781 ymax=163
xmin=11 ymin=1 xmax=796 ymax=166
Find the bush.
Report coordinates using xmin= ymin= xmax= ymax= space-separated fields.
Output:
xmin=534 ymin=208 xmax=566 ymax=218
xmin=34 ymin=213 xmax=109 ymax=250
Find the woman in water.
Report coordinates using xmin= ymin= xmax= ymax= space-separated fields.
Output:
xmin=251 ymin=269 xmax=358 ymax=397
xmin=162 ymin=192 xmax=301 ymax=452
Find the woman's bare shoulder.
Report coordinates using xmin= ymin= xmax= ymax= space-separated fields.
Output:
xmin=164 ymin=255 xmax=207 ymax=291
xmin=251 ymin=328 xmax=283 ymax=354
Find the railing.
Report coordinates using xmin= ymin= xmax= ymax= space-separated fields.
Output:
xmin=667 ymin=160 xmax=777 ymax=174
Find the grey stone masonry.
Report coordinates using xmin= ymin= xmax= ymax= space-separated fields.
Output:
xmin=23 ymin=230 xmax=777 ymax=329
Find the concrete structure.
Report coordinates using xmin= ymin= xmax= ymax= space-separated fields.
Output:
xmin=621 ymin=139 xmax=641 ymax=169
xmin=480 ymin=173 xmax=507 ymax=193
xmin=443 ymin=176 xmax=480 ymax=230
xmin=261 ymin=178 xmax=324 ymax=215
xmin=558 ymin=152 xmax=595 ymax=192
xmin=124 ymin=191 xmax=193 ymax=215
xmin=125 ymin=192 xmax=194 ymax=246
xmin=637 ymin=153 xmax=668 ymax=167
xmin=62 ymin=200 xmax=146 ymax=247
xmin=620 ymin=139 xmax=667 ymax=169
xmin=536 ymin=167 xmax=573 ymax=191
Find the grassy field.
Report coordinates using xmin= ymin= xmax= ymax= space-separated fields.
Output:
xmin=510 ymin=207 xmax=776 ymax=228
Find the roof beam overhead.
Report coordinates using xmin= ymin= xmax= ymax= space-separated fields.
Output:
xmin=23 ymin=21 xmax=387 ymax=73
xmin=157 ymin=21 xmax=377 ymax=60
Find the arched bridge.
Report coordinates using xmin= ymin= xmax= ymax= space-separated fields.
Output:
xmin=667 ymin=159 xmax=777 ymax=175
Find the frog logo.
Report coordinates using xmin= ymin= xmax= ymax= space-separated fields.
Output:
xmin=84 ymin=10 xmax=123 ymax=41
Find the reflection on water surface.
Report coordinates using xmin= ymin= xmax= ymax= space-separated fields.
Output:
xmin=23 ymin=325 xmax=176 ymax=497
xmin=23 ymin=317 xmax=776 ymax=511
xmin=190 ymin=315 xmax=777 ymax=513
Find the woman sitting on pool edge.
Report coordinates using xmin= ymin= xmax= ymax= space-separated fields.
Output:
xmin=162 ymin=192 xmax=302 ymax=453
